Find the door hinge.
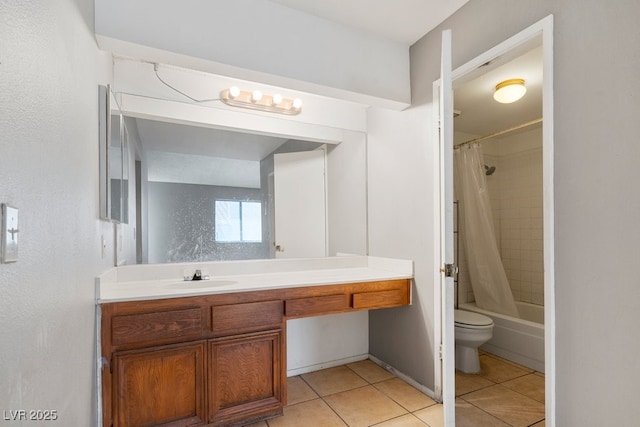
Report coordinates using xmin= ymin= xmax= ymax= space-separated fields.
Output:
xmin=439 ymin=344 xmax=443 ymax=360
xmin=442 ymin=263 xmax=458 ymax=278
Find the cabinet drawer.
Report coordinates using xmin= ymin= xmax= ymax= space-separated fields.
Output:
xmin=212 ymin=300 xmax=283 ymax=335
xmin=111 ymin=308 xmax=203 ymax=346
xmin=285 ymin=294 xmax=350 ymax=317
xmin=352 ymin=288 xmax=408 ymax=310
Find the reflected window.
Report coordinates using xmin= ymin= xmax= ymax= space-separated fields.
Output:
xmin=215 ymin=200 xmax=262 ymax=242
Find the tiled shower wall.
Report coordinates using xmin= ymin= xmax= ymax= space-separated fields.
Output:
xmin=496 ymin=146 xmax=544 ymax=305
xmin=455 ymin=128 xmax=544 ymax=307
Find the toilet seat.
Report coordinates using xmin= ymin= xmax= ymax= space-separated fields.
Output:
xmin=454 ymin=309 xmax=494 ymax=329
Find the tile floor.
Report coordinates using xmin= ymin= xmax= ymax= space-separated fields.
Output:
xmin=455 ymin=352 xmax=545 ymax=427
xmin=247 ymin=352 xmax=545 ymax=427
xmin=247 ymin=359 xmax=443 ymax=427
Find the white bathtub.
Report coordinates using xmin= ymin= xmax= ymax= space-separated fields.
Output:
xmin=459 ymin=301 xmax=545 ymax=373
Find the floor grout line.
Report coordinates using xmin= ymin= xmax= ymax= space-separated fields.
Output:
xmin=455 ymin=352 xmax=546 ymax=427
xmin=458 ymin=395 xmax=519 ymax=427
xmin=275 ymin=356 xmax=544 ymax=427
xmin=292 ymin=362 xmax=442 ymax=427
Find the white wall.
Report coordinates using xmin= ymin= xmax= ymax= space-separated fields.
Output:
xmin=368 ymin=0 xmax=640 ymax=424
xmin=0 ymin=0 xmax=108 ymax=424
xmin=367 ymin=104 xmax=438 ymax=388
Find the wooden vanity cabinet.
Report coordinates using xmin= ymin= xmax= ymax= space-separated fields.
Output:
xmin=112 ymin=341 xmax=207 ymax=427
xmin=100 ymin=278 xmax=410 ymax=427
xmin=101 ymin=296 xmax=286 ymax=427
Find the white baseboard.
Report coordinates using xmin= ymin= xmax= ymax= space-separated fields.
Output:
xmin=286 ymin=352 xmax=439 ymax=403
xmin=368 ymin=355 xmax=438 ymax=401
xmin=287 ymin=353 xmax=369 ymax=377
xmin=481 ymin=343 xmax=545 ymax=373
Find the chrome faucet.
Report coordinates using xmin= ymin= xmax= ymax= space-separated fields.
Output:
xmin=184 ymin=269 xmax=210 ymax=281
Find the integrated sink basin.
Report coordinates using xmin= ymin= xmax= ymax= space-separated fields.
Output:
xmin=164 ymin=280 xmax=238 ymax=290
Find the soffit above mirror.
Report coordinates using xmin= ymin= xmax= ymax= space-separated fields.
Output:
xmin=111 ymin=57 xmax=368 ymax=137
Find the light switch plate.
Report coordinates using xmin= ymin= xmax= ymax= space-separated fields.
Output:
xmin=1 ymin=203 xmax=19 ymax=263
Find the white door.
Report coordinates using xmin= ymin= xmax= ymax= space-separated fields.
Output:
xmin=273 ymin=149 xmax=327 ymax=258
xmin=437 ymin=29 xmax=456 ymax=426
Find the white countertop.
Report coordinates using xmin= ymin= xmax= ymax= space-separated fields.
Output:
xmin=96 ymin=256 xmax=413 ymax=303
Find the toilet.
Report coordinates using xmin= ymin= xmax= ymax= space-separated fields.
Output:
xmin=454 ymin=309 xmax=494 ymax=373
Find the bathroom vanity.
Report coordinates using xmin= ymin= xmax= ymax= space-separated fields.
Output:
xmin=97 ymin=256 xmax=412 ymax=427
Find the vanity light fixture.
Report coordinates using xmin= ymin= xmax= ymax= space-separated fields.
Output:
xmin=493 ymin=78 xmax=526 ymax=104
xmin=221 ymin=87 xmax=302 ymax=115
xmin=251 ymin=90 xmax=263 ymax=102
xmin=229 ymin=86 xmax=241 ymax=99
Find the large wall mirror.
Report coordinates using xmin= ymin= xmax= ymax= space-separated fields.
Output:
xmin=123 ymin=115 xmax=362 ymax=265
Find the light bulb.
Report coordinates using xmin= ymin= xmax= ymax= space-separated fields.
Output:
xmin=252 ymin=90 xmax=263 ymax=102
xmin=229 ymin=86 xmax=241 ymax=99
xmin=272 ymin=93 xmax=283 ymax=105
xmin=292 ymin=98 xmax=303 ymax=110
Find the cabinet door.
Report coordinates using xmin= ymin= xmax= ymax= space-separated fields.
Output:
xmin=208 ymin=330 xmax=284 ymax=426
xmin=113 ymin=341 xmax=206 ymax=427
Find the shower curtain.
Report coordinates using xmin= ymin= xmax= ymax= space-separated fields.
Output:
xmin=454 ymin=143 xmax=519 ymax=317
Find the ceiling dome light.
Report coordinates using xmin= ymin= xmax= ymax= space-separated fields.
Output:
xmin=292 ymin=98 xmax=303 ymax=110
xmin=493 ymin=79 xmax=526 ymax=104
xmin=272 ymin=93 xmax=283 ymax=105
